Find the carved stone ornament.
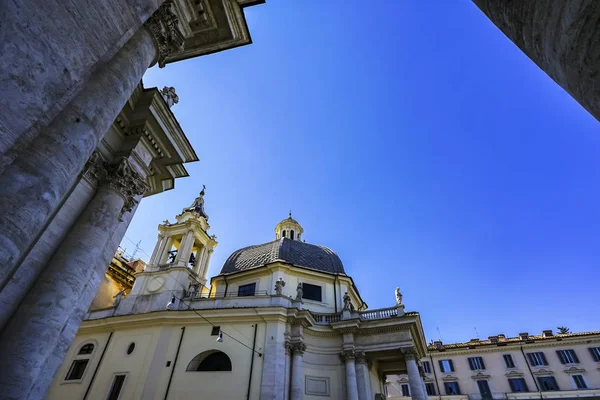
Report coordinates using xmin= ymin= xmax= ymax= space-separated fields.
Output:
xmin=161 ymin=86 xmax=179 ymax=108
xmin=82 ymin=150 xmax=107 ymax=187
xmin=105 ymin=157 xmax=149 ymax=218
xmin=291 ymin=341 xmax=306 ymax=356
xmin=340 ymin=349 xmax=356 ymax=362
xmin=144 ymin=1 xmax=185 ymax=68
xmin=284 ymin=340 xmax=293 ymax=356
xmin=354 ymin=351 xmax=367 ymax=364
xmin=400 ymin=347 xmax=418 ymax=360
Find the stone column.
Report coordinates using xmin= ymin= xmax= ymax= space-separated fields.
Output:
xmin=174 ymin=230 xmax=194 ymax=267
xmin=355 ymin=351 xmax=371 ymax=400
xmin=403 ymin=348 xmax=426 ymax=400
xmin=290 ymin=341 xmax=306 ymax=400
xmin=150 ymin=233 xmax=166 ymax=264
xmin=341 ymin=350 xmax=359 ymax=400
xmin=0 ymin=0 xmax=184 ymax=291
xmin=284 ymin=340 xmax=292 ymax=400
xmin=0 ymin=157 xmax=147 ymax=400
xmin=194 ymin=246 xmax=207 ymax=275
xmin=260 ymin=321 xmax=287 ymax=400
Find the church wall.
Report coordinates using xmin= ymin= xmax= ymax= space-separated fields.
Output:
xmin=0 ymin=178 xmax=95 ymax=330
xmin=303 ymin=335 xmax=346 ymax=399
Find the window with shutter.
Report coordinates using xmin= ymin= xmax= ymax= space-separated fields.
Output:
xmin=422 ymin=361 xmax=431 ymax=374
xmin=527 ymin=352 xmax=547 ymax=366
xmin=503 ymin=354 xmax=515 ymax=368
xmin=401 ymin=384 xmax=410 ymax=397
xmin=537 ymin=376 xmax=559 ymax=391
xmin=425 ymin=383 xmax=436 ymax=396
xmin=439 ymin=359 xmax=454 ymax=372
xmin=508 ymin=378 xmax=528 ymax=392
xmin=572 ymin=375 xmax=587 ymax=389
xmin=468 ymin=357 xmax=485 ymax=370
xmin=477 ymin=380 xmax=491 ymax=398
xmin=444 ymin=382 xmax=460 ymax=395
xmin=589 ymin=347 xmax=600 ymax=362
xmin=556 ymin=349 xmax=579 ymax=364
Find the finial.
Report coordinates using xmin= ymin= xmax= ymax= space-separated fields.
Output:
xmin=288 ymin=210 xmax=292 ymax=219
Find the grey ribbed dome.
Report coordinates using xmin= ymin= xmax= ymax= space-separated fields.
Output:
xmin=220 ymin=238 xmax=346 ymax=275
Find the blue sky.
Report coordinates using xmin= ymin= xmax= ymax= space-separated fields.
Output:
xmin=126 ymin=1 xmax=600 ymax=344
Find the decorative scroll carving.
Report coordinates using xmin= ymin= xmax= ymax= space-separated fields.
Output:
xmin=354 ymin=351 xmax=367 ymax=364
xmin=290 ymin=341 xmax=306 ymax=356
xmin=400 ymin=347 xmax=418 ymax=360
xmin=105 ymin=157 xmax=149 ymax=219
xmin=284 ymin=340 xmax=293 ymax=356
xmin=340 ymin=349 xmax=355 ymax=362
xmin=82 ymin=151 xmax=106 ymax=187
xmin=144 ymin=1 xmax=185 ymax=68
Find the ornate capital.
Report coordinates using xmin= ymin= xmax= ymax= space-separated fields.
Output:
xmin=290 ymin=341 xmax=306 ymax=356
xmin=284 ymin=340 xmax=293 ymax=356
xmin=400 ymin=346 xmax=418 ymax=360
xmin=340 ymin=349 xmax=355 ymax=363
xmin=104 ymin=158 xmax=148 ymax=218
xmin=82 ymin=151 xmax=107 ymax=187
xmin=144 ymin=1 xmax=185 ymax=67
xmin=355 ymin=351 xmax=367 ymax=364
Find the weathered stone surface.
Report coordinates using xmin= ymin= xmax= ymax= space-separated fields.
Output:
xmin=472 ymin=0 xmax=600 ymax=122
xmin=0 ymin=0 xmax=163 ymax=160
xmin=0 ymin=28 xmax=156 ymax=292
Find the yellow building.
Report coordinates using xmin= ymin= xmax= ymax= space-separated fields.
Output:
xmin=47 ymin=196 xmax=428 ymax=400
xmin=386 ymin=330 xmax=600 ymax=400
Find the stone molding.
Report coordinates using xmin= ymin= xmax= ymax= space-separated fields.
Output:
xmin=564 ymin=366 xmax=586 ymax=374
xmin=401 ymin=346 xmax=418 ymax=360
xmin=285 ymin=340 xmax=293 ymax=356
xmin=104 ymin=157 xmax=149 ymax=217
xmin=144 ymin=0 xmax=185 ymax=67
xmin=355 ymin=351 xmax=367 ymax=364
xmin=340 ymin=349 xmax=356 ymax=362
xmin=82 ymin=150 xmax=107 ymax=187
xmin=290 ymin=341 xmax=306 ymax=356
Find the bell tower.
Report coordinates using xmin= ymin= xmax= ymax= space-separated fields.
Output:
xmin=275 ymin=212 xmax=304 ymax=241
xmin=148 ymin=186 xmax=218 ymax=285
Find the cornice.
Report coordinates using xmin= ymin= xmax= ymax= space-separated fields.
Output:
xmin=470 ymin=372 xmax=491 ymax=380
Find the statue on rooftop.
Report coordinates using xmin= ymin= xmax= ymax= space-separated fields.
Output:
xmin=343 ymin=292 xmax=352 ymax=310
xmin=160 ymin=86 xmax=179 ymax=108
xmin=274 ymin=277 xmax=286 ymax=295
xmin=183 ymin=185 xmax=209 ymax=219
xmin=395 ymin=287 xmax=403 ymax=305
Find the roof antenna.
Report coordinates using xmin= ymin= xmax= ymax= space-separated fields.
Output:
xmin=131 ymin=240 xmax=142 ymax=259
xmin=436 ymin=326 xmax=443 ymax=341
xmin=474 ymin=326 xmax=480 ymax=339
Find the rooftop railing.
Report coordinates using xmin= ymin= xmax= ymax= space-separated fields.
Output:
xmin=358 ymin=306 xmax=398 ymax=320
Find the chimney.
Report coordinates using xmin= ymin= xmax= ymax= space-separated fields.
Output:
xmin=498 ymin=334 xmax=507 ymax=341
xmin=489 ymin=335 xmax=499 ymax=343
xmin=519 ymin=332 xmax=529 ymax=340
xmin=433 ymin=340 xmax=443 ymax=349
xmin=542 ymin=330 xmax=553 ymax=337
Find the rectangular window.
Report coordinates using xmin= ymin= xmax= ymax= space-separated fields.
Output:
xmin=210 ymin=326 xmax=220 ymax=336
xmin=439 ymin=359 xmax=454 ymax=372
xmin=572 ymin=375 xmax=587 ymax=389
xmin=425 ymin=382 xmax=436 ymax=396
xmin=107 ymin=375 xmax=126 ymax=400
xmin=590 ymin=347 xmax=600 ymax=362
xmin=468 ymin=356 xmax=486 ymax=370
xmin=444 ymin=382 xmax=460 ymax=395
xmin=556 ymin=349 xmax=579 ymax=364
xmin=527 ymin=352 xmax=548 ymax=366
xmin=537 ymin=376 xmax=559 ymax=391
xmin=237 ymin=283 xmax=256 ymax=297
xmin=302 ymin=283 xmax=322 ymax=302
xmin=401 ymin=384 xmax=410 ymax=397
xmin=508 ymin=378 xmax=528 ymax=392
xmin=503 ymin=354 xmax=515 ymax=368
xmin=477 ymin=380 xmax=491 ymax=398
xmin=422 ymin=361 xmax=432 ymax=374
xmin=65 ymin=359 xmax=89 ymax=381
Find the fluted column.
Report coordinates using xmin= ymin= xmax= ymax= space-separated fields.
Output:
xmin=174 ymin=230 xmax=195 ymax=267
xmin=150 ymin=233 xmax=166 ymax=265
xmin=341 ymin=350 xmax=359 ymax=400
xmin=402 ymin=348 xmax=426 ymax=400
xmin=0 ymin=157 xmax=147 ymax=400
xmin=0 ymin=0 xmax=184 ymax=291
xmin=355 ymin=351 xmax=371 ymax=400
xmin=290 ymin=341 xmax=306 ymax=400
xmin=284 ymin=340 xmax=292 ymax=400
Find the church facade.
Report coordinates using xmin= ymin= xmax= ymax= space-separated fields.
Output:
xmin=47 ymin=196 xmax=428 ymax=400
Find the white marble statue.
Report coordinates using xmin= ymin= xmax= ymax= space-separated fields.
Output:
xmin=295 ymin=282 xmax=303 ymax=301
xmin=395 ymin=287 xmax=403 ymax=305
xmin=343 ymin=292 xmax=352 ymax=310
xmin=274 ymin=277 xmax=286 ymax=295
xmin=160 ymin=86 xmax=179 ymax=108
xmin=188 ymin=282 xmax=200 ymax=299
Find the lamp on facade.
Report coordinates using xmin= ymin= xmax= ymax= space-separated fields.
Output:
xmin=216 ymin=331 xmax=223 ymax=343
xmin=166 ymin=296 xmax=176 ymax=310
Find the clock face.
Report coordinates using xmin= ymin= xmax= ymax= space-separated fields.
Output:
xmin=146 ymin=277 xmax=165 ymax=293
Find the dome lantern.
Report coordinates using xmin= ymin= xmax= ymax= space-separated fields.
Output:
xmin=275 ymin=212 xmax=304 ymax=241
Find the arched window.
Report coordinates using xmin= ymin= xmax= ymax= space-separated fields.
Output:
xmin=78 ymin=343 xmax=95 ymax=355
xmin=282 ymin=230 xmax=286 ymax=238
xmin=290 ymin=230 xmax=295 ymax=240
xmin=186 ymin=350 xmax=232 ymax=372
